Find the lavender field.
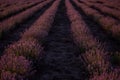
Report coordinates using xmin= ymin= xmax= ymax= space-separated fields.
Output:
xmin=0 ymin=0 xmax=120 ymax=80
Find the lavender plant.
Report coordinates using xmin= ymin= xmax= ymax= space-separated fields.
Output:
xmin=0 ymin=54 xmax=31 ymax=79
xmin=5 ymin=39 xmax=43 ymax=60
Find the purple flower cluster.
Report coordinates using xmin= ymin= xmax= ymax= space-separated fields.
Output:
xmin=91 ymin=70 xmax=120 ymax=80
xmin=5 ymin=39 xmax=43 ymax=60
xmin=0 ymin=71 xmax=16 ymax=80
xmin=0 ymin=53 xmax=31 ymax=79
xmin=82 ymin=49 xmax=108 ymax=74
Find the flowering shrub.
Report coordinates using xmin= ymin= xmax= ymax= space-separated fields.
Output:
xmin=82 ymin=49 xmax=108 ymax=74
xmin=91 ymin=71 xmax=120 ymax=80
xmin=0 ymin=54 xmax=31 ymax=77
xmin=98 ymin=16 xmax=117 ymax=30
xmin=5 ymin=39 xmax=43 ymax=60
xmin=0 ymin=71 xmax=16 ymax=80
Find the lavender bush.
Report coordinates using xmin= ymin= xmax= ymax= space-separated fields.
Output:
xmin=0 ymin=54 xmax=31 ymax=79
xmin=5 ymin=39 xmax=43 ymax=60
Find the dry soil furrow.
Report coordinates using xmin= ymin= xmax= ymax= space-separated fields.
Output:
xmin=35 ymin=0 xmax=88 ymax=80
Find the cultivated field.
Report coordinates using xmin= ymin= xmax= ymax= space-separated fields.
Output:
xmin=0 ymin=0 xmax=120 ymax=80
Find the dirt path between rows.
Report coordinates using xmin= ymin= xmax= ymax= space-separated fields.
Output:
xmin=34 ymin=0 xmax=88 ymax=80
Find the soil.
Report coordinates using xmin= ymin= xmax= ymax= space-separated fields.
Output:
xmin=33 ymin=0 xmax=88 ymax=80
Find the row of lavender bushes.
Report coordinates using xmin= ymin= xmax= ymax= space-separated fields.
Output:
xmin=74 ymin=0 xmax=120 ymax=66
xmin=0 ymin=0 xmax=39 ymax=9
xmin=0 ymin=0 xmax=45 ymax=21
xmin=0 ymin=0 xmax=52 ymax=39
xmin=81 ymin=0 xmax=120 ymax=9
xmin=0 ymin=0 xmax=60 ymax=79
xmin=92 ymin=1 xmax=120 ymax=20
xmin=78 ymin=0 xmax=120 ymax=11
xmin=99 ymin=0 xmax=120 ymax=10
xmin=65 ymin=0 xmax=120 ymax=80
xmin=75 ymin=0 xmax=120 ymax=41
xmin=0 ymin=0 xmax=22 ymax=9
xmin=0 ymin=0 xmax=38 ymax=10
